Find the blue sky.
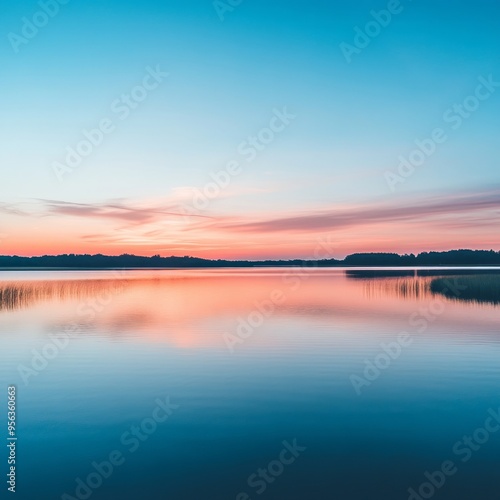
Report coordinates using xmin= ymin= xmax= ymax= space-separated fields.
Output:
xmin=1 ymin=0 xmax=499 ymax=258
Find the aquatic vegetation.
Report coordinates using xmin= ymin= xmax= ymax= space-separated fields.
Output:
xmin=430 ymin=275 xmax=500 ymax=306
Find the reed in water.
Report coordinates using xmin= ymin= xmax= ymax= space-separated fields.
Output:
xmin=430 ymin=275 xmax=500 ymax=306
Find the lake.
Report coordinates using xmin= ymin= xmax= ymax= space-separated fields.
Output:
xmin=1 ymin=268 xmax=499 ymax=500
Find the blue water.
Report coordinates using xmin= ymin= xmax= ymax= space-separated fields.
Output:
xmin=0 ymin=269 xmax=499 ymax=499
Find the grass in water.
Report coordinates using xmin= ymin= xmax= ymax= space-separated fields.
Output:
xmin=430 ymin=275 xmax=500 ymax=306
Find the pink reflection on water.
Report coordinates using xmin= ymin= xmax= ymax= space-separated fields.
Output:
xmin=0 ymin=270 xmax=498 ymax=349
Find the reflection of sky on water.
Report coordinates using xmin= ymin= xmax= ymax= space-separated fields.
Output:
xmin=0 ymin=269 xmax=499 ymax=499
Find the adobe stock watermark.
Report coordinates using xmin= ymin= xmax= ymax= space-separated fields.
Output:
xmin=236 ymin=439 xmax=306 ymax=499
xmin=224 ymin=235 xmax=338 ymax=352
xmin=213 ymin=0 xmax=243 ymax=22
xmin=52 ymin=65 xmax=168 ymax=182
xmin=179 ymin=107 xmax=296 ymax=220
xmin=408 ymin=406 xmax=500 ymax=500
xmin=17 ymin=272 xmax=128 ymax=386
xmin=350 ymin=332 xmax=413 ymax=395
xmin=7 ymin=0 xmax=70 ymax=54
xmin=350 ymin=278 xmax=467 ymax=395
xmin=61 ymin=396 xmax=179 ymax=500
xmin=385 ymin=74 xmax=500 ymax=192
xmin=340 ymin=0 xmax=409 ymax=64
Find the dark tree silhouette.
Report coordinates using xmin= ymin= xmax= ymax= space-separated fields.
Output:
xmin=0 ymin=250 xmax=499 ymax=269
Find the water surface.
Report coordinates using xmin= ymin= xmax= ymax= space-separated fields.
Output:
xmin=1 ymin=268 xmax=499 ymax=500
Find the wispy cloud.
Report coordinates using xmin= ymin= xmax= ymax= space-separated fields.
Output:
xmin=217 ymin=187 xmax=500 ymax=233
xmin=39 ymin=199 xmax=213 ymax=224
xmin=0 ymin=202 xmax=29 ymax=217
xmin=0 ymin=186 xmax=499 ymax=258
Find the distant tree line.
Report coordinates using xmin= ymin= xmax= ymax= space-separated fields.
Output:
xmin=342 ymin=250 xmax=500 ymax=267
xmin=0 ymin=249 xmax=499 ymax=269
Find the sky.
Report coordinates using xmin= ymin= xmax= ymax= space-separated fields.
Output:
xmin=1 ymin=0 xmax=499 ymax=259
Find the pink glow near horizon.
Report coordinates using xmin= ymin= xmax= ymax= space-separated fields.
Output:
xmin=1 ymin=188 xmax=499 ymax=259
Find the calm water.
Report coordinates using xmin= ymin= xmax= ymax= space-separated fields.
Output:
xmin=1 ymin=268 xmax=499 ymax=500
